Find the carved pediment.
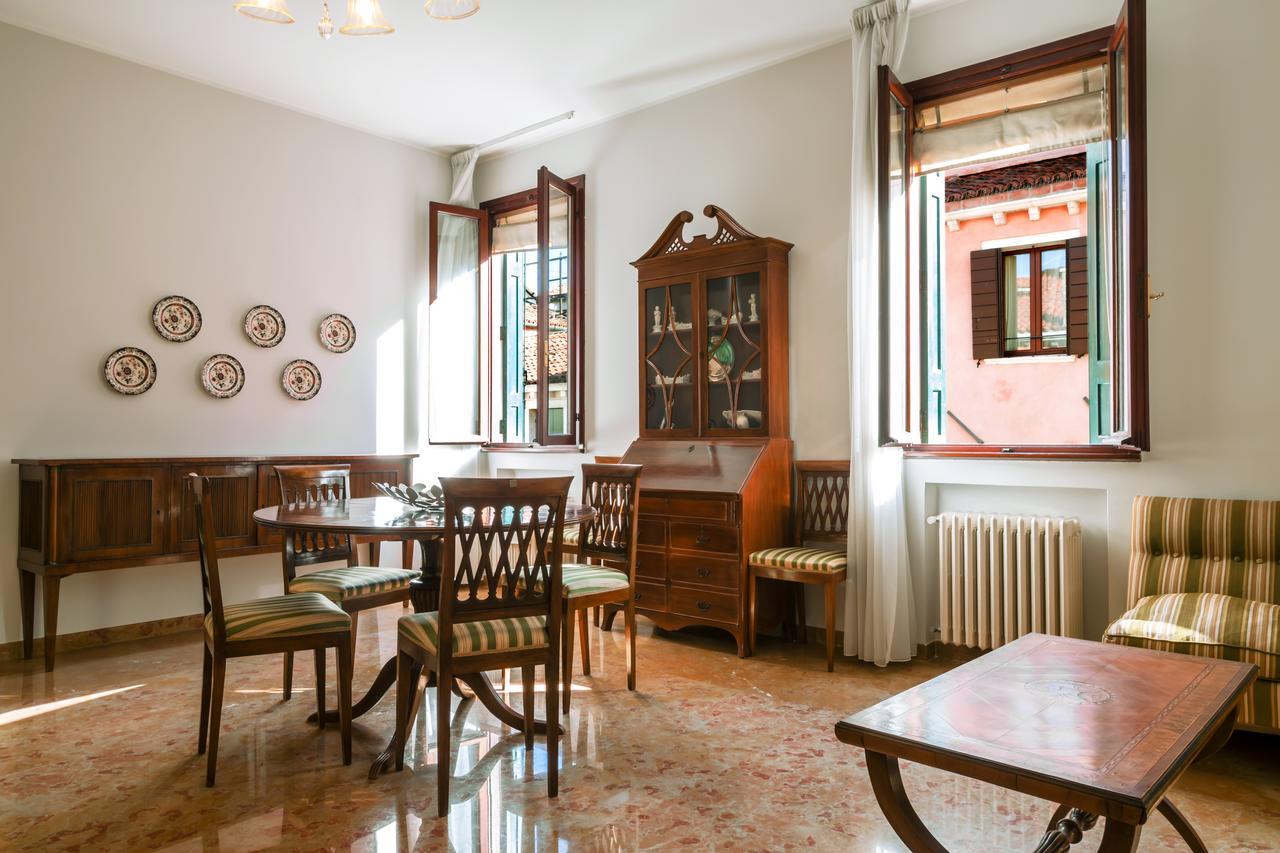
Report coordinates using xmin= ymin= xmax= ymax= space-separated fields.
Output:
xmin=634 ymin=205 xmax=764 ymax=264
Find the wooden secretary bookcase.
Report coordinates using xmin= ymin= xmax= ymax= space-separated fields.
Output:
xmin=619 ymin=206 xmax=793 ymax=656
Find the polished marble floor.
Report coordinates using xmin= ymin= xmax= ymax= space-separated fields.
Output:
xmin=2 ymin=607 xmax=1278 ymax=852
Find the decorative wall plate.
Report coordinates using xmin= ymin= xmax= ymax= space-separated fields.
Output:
xmin=243 ymin=305 xmax=286 ymax=347
xmin=104 ymin=346 xmax=157 ymax=395
xmin=201 ymin=353 xmax=245 ymax=398
xmin=282 ymin=359 xmax=321 ymax=400
xmin=319 ymin=313 xmax=356 ymax=353
xmin=151 ymin=295 xmax=202 ymax=342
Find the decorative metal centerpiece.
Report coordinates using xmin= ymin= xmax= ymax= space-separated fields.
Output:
xmin=374 ymin=482 xmax=445 ymax=514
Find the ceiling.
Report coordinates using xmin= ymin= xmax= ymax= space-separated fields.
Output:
xmin=0 ymin=0 xmax=960 ymax=156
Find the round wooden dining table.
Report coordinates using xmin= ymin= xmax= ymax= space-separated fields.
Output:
xmin=253 ymin=495 xmax=596 ymax=778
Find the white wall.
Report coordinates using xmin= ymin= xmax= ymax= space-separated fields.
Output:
xmin=473 ymin=0 xmax=1280 ymax=637
xmin=0 ymin=23 xmax=451 ymax=646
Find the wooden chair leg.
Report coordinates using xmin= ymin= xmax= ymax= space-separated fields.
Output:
xmin=546 ymin=643 xmax=559 ymax=799
xmin=577 ymin=608 xmax=591 ymax=676
xmin=521 ymin=665 xmax=536 ymax=749
xmin=625 ymin=592 xmax=637 ymax=691
xmin=824 ymin=580 xmax=837 ymax=672
xmin=198 ymin=644 xmax=213 ymax=754
xmin=436 ymin=660 xmax=452 ymax=818
xmin=336 ymin=639 xmax=353 ymax=766
xmin=593 ymin=605 xmax=601 ymax=627
xmin=747 ymin=571 xmax=758 ymax=656
xmin=205 ymin=653 xmax=226 ymax=787
xmin=368 ymin=541 xmax=381 ymax=567
xmin=349 ymin=610 xmax=360 ymax=653
xmin=314 ymin=648 xmax=326 ymax=729
xmin=562 ymin=607 xmax=576 ymax=717
xmin=394 ymin=651 xmax=412 ymax=772
xmin=796 ymin=583 xmax=807 ymax=644
xmin=283 ymin=651 xmax=293 ymax=700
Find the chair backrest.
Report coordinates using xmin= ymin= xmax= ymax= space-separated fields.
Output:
xmin=191 ymin=474 xmax=227 ymax=640
xmin=438 ymin=476 xmax=572 ymax=655
xmin=1128 ymin=495 xmax=1280 ymax=606
xmin=794 ymin=461 xmax=850 ymax=548
xmin=274 ymin=464 xmax=354 ymax=573
xmin=576 ymin=463 xmax=642 ymax=571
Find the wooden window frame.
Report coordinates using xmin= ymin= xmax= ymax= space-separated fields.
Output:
xmin=477 ymin=174 xmax=586 ymax=450
xmin=998 ymin=243 xmax=1069 ymax=358
xmin=886 ymin=6 xmax=1147 ymax=461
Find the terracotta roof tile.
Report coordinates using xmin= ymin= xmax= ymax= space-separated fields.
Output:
xmin=945 ymin=153 xmax=1086 ymax=203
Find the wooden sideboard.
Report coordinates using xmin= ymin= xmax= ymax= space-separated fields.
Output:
xmin=12 ymin=453 xmax=416 ymax=671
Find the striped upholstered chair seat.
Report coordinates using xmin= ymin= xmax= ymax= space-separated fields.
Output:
xmin=748 ymin=546 xmax=847 ymax=573
xmin=563 ymin=525 xmax=580 ymax=547
xmin=398 ymin=611 xmax=548 ymax=658
xmin=206 ymin=592 xmax=350 ymax=642
xmin=562 ymin=563 xmax=630 ymax=598
xmin=288 ymin=566 xmax=418 ymax=602
xmin=1103 ymin=495 xmax=1280 ymax=733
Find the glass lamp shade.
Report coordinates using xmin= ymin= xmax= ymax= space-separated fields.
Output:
xmin=233 ymin=0 xmax=295 ymax=24
xmin=425 ymin=0 xmax=479 ymax=20
xmin=341 ymin=0 xmax=394 ymax=35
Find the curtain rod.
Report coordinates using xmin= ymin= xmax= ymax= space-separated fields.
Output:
xmin=475 ymin=111 xmax=575 ymax=152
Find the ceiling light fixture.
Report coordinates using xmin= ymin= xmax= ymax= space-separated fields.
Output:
xmin=233 ymin=0 xmax=296 ymax=24
xmin=425 ymin=0 xmax=480 ymax=20
xmin=340 ymin=0 xmax=394 ymax=35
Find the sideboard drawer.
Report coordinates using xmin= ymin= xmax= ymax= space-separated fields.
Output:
xmin=636 ymin=548 xmax=666 ymax=580
xmin=670 ymin=522 xmax=738 ymax=555
xmin=637 ymin=518 xmax=667 ymax=547
xmin=668 ymin=554 xmax=738 ymax=591
xmin=633 ymin=581 xmax=667 ymax=611
xmin=669 ymin=585 xmax=737 ymax=625
xmin=667 ymin=498 xmax=732 ymax=521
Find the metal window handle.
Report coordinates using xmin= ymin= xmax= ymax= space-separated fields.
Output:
xmin=696 ymin=600 xmax=711 ymax=611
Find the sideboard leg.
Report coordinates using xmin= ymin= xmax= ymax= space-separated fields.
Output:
xmin=42 ymin=575 xmax=61 ymax=672
xmin=19 ymin=568 xmax=36 ymax=660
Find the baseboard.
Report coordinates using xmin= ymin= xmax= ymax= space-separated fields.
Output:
xmin=0 ymin=613 xmax=202 ymax=663
xmin=792 ymin=628 xmax=979 ymax=664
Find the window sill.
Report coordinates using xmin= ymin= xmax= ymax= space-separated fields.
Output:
xmin=480 ymin=445 xmax=585 ymax=454
xmin=900 ymin=444 xmax=1141 ymax=461
xmin=980 ymin=354 xmax=1079 ymax=365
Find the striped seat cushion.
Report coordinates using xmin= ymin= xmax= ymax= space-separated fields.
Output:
xmin=564 ymin=525 xmax=580 ymax=546
xmin=207 ymin=592 xmax=349 ymax=642
xmin=1103 ymin=592 xmax=1279 ymax=680
xmin=749 ymin=546 xmax=847 ymax=573
xmin=562 ymin=563 xmax=630 ymax=598
xmin=288 ymin=565 xmax=417 ymax=602
xmin=399 ymin=611 xmax=548 ymax=658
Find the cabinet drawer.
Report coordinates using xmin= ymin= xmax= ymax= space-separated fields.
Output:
xmin=637 ymin=519 xmax=667 ymax=547
xmin=667 ymin=498 xmax=732 ymax=521
xmin=633 ymin=581 xmax=667 ymax=611
xmin=668 ymin=554 xmax=738 ymax=591
xmin=636 ymin=548 xmax=666 ymax=580
xmin=669 ymin=585 xmax=738 ymax=624
xmin=670 ymin=522 xmax=738 ymax=555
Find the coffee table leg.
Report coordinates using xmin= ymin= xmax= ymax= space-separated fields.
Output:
xmin=1097 ymin=819 xmax=1141 ymax=852
xmin=865 ymin=751 xmax=947 ymax=853
xmin=1157 ymin=800 xmax=1208 ymax=853
xmin=1033 ymin=808 xmax=1098 ymax=852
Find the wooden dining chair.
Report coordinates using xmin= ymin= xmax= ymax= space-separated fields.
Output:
xmin=560 ymin=463 xmax=641 ymax=715
xmin=191 ymin=474 xmax=353 ymax=786
xmin=393 ymin=476 xmax=570 ymax=818
xmin=274 ymin=464 xmax=418 ymax=700
xmin=747 ymin=461 xmax=850 ymax=672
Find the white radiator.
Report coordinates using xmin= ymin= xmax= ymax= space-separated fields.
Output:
xmin=929 ymin=512 xmax=1083 ymax=650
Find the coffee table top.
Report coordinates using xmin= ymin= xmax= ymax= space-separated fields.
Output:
xmin=835 ymin=634 xmax=1256 ymax=812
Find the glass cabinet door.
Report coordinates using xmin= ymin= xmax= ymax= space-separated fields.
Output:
xmin=703 ymin=270 xmax=764 ymax=432
xmin=643 ymin=282 xmax=696 ymax=432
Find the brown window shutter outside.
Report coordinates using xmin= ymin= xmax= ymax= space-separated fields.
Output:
xmin=970 ymin=248 xmax=1000 ymax=360
xmin=1066 ymin=236 xmax=1089 ymax=356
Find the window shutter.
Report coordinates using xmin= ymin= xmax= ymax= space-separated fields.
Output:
xmin=970 ymin=249 xmax=999 ymax=360
xmin=1067 ymin=236 xmax=1089 ymax=356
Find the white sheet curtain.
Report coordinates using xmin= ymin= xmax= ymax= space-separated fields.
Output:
xmin=845 ymin=0 xmax=917 ymax=667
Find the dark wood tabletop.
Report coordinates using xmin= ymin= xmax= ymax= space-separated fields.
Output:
xmin=253 ymin=496 xmax=596 ymax=536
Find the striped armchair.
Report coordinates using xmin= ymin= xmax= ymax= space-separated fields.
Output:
xmin=1103 ymin=496 xmax=1279 ymax=733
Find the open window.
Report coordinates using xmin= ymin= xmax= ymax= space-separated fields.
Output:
xmin=428 ymin=167 xmax=585 ymax=448
xmin=879 ymin=0 xmax=1148 ymax=457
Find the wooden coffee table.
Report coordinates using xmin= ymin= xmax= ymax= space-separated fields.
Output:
xmin=835 ymin=634 xmax=1257 ymax=852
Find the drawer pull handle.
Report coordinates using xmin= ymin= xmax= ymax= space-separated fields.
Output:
xmin=696 ymin=567 xmax=711 ymax=578
xmin=634 ymin=592 xmax=643 ymax=601
xmin=695 ymin=531 xmax=711 ymax=546
xmin=696 ymin=600 xmax=712 ymax=611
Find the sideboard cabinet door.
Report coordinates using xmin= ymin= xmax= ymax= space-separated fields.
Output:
xmin=56 ymin=466 xmax=169 ymax=563
xmin=170 ymin=464 xmax=259 ymax=554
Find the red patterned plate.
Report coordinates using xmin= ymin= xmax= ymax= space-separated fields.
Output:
xmin=244 ymin=305 xmax=286 ymax=347
xmin=201 ymin=354 xmax=245 ymax=399
xmin=152 ymin=295 xmax=202 ymax=342
xmin=281 ymin=359 xmax=321 ymax=401
xmin=104 ymin=347 xmax=157 ymax=395
xmin=319 ymin=313 xmax=356 ymax=353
